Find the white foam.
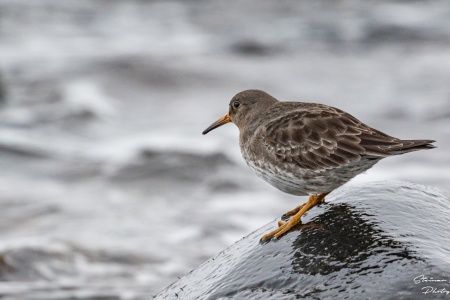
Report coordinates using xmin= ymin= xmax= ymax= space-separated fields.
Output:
xmin=62 ymin=81 xmax=117 ymax=118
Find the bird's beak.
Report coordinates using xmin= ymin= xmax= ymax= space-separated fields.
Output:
xmin=202 ymin=113 xmax=231 ymax=135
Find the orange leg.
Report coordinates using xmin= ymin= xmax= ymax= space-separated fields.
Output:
xmin=262 ymin=192 xmax=330 ymax=241
xmin=281 ymin=203 xmax=305 ymax=219
xmin=281 ymin=191 xmax=329 ymax=220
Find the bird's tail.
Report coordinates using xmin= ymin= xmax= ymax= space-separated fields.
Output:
xmin=388 ymin=139 xmax=436 ymax=155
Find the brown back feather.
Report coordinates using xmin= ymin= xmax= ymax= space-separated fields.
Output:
xmin=262 ymin=104 xmax=435 ymax=170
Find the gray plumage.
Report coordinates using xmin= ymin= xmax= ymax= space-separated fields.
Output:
xmin=210 ymin=89 xmax=435 ymax=196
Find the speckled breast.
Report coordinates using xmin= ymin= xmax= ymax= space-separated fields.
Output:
xmin=242 ymin=148 xmax=380 ymax=196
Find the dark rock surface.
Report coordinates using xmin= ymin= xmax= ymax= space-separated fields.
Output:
xmin=155 ymin=181 xmax=450 ymax=300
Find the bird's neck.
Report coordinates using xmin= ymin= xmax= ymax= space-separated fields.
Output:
xmin=238 ymin=107 xmax=271 ymax=150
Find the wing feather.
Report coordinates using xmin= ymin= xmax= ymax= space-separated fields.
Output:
xmin=262 ymin=106 xmax=395 ymax=170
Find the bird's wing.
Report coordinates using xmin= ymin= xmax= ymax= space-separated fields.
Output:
xmin=262 ymin=107 xmax=399 ymax=170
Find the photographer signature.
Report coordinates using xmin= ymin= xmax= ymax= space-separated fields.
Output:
xmin=414 ymin=275 xmax=450 ymax=295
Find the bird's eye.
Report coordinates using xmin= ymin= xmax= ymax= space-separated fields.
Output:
xmin=233 ymin=101 xmax=240 ymax=109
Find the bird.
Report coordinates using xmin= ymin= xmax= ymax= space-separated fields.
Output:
xmin=202 ymin=90 xmax=436 ymax=241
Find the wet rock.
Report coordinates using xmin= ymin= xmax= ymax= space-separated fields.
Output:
xmin=154 ymin=181 xmax=450 ymax=299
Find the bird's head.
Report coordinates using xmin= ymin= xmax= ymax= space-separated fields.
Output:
xmin=202 ymin=89 xmax=278 ymax=135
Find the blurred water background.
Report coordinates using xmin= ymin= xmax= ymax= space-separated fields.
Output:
xmin=0 ymin=0 xmax=449 ymax=299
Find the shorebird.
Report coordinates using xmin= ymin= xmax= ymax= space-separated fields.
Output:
xmin=202 ymin=90 xmax=435 ymax=241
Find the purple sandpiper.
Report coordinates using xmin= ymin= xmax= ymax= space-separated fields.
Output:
xmin=202 ymin=90 xmax=436 ymax=241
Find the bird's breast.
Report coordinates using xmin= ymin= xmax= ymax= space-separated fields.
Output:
xmin=240 ymin=140 xmax=380 ymax=196
xmin=240 ymin=142 xmax=311 ymax=196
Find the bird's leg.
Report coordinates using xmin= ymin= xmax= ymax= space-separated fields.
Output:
xmin=318 ymin=191 xmax=330 ymax=203
xmin=281 ymin=204 xmax=306 ymax=220
xmin=278 ymin=192 xmax=330 ymax=226
xmin=262 ymin=192 xmax=329 ymax=241
xmin=281 ymin=192 xmax=330 ymax=221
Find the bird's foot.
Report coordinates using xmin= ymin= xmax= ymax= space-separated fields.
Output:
xmin=262 ymin=213 xmax=304 ymax=241
xmin=281 ymin=192 xmax=330 ymax=220
xmin=319 ymin=193 xmax=329 ymax=203
xmin=281 ymin=203 xmax=306 ymax=220
xmin=261 ymin=192 xmax=330 ymax=241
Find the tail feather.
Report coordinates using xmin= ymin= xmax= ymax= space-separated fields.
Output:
xmin=388 ymin=139 xmax=436 ymax=155
xmin=358 ymin=126 xmax=436 ymax=157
